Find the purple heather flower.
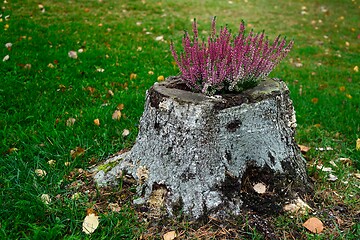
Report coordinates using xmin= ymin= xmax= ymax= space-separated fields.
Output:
xmin=170 ymin=17 xmax=294 ymax=95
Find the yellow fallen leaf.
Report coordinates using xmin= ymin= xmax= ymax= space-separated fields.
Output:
xmin=354 ymin=66 xmax=359 ymax=72
xmin=354 ymin=173 xmax=360 ymax=179
xmin=157 ymin=75 xmax=165 ymax=81
xmin=82 ymin=213 xmax=99 ymax=234
xmin=94 ymin=118 xmax=100 ymax=126
xmin=303 ymin=217 xmax=324 ymax=234
xmin=346 ymin=94 xmax=352 ymax=99
xmin=339 ymin=86 xmax=345 ymax=92
xmin=163 ymin=231 xmax=177 ymax=240
xmin=130 ymin=73 xmax=137 ymax=80
xmin=356 ymin=139 xmax=360 ymax=151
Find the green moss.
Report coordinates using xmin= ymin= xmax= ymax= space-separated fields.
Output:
xmin=97 ymin=159 xmax=121 ymax=173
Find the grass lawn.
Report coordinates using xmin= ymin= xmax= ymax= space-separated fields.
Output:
xmin=0 ymin=0 xmax=359 ymax=239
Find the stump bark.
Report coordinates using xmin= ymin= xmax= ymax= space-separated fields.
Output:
xmin=94 ymin=76 xmax=311 ymax=219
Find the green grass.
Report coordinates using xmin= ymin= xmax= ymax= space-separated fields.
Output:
xmin=0 ymin=0 xmax=359 ymax=239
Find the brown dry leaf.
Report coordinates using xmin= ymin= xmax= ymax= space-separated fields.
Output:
xmin=163 ymin=231 xmax=177 ymax=240
xmin=356 ymin=139 xmax=360 ymax=151
xmin=112 ymin=110 xmax=121 ymax=120
xmin=354 ymin=173 xmax=360 ymax=179
xmin=117 ymin=103 xmax=124 ymax=110
xmin=94 ymin=118 xmax=100 ymax=126
xmin=311 ymin=98 xmax=319 ymax=104
xmin=298 ymin=144 xmax=310 ymax=153
xmin=303 ymin=217 xmax=324 ymax=234
xmin=66 ymin=117 xmax=76 ymax=126
xmin=70 ymin=147 xmax=85 ymax=159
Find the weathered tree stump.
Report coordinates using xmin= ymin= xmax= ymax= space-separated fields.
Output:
xmin=94 ymin=76 xmax=311 ymax=219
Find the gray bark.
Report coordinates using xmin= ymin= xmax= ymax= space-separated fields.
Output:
xmin=93 ymin=77 xmax=311 ymax=219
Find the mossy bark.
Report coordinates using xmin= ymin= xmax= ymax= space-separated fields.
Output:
xmin=94 ymin=76 xmax=311 ymax=219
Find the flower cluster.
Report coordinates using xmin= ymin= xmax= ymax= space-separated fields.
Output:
xmin=170 ymin=18 xmax=294 ymax=95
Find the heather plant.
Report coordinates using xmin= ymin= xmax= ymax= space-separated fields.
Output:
xmin=170 ymin=18 xmax=294 ymax=95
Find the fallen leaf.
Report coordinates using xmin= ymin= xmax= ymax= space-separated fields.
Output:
xmin=3 ymin=54 xmax=9 ymax=61
xmin=155 ymin=35 xmax=164 ymax=41
xmin=108 ymin=203 xmax=121 ymax=212
xmin=339 ymin=86 xmax=346 ymax=92
xmin=354 ymin=173 xmax=360 ymax=179
xmin=356 ymin=139 xmax=360 ymax=151
xmin=24 ymin=63 xmax=31 ymax=70
xmin=117 ymin=103 xmax=124 ymax=110
xmin=5 ymin=42 xmax=12 ymax=48
xmin=82 ymin=213 xmax=99 ymax=234
xmin=122 ymin=129 xmax=130 ymax=137
xmin=66 ymin=117 xmax=76 ymax=126
xmin=316 ymin=165 xmax=333 ymax=172
xmin=47 ymin=63 xmax=55 ymax=68
xmin=96 ymin=68 xmax=104 ymax=72
xmin=303 ymin=217 xmax=324 ymax=234
xmin=47 ymin=160 xmax=56 ymax=166
xmin=163 ymin=231 xmax=177 ymax=240
xmin=93 ymin=118 xmax=100 ymax=126
xmin=283 ymin=197 xmax=312 ymax=214
xmin=35 ymin=169 xmax=47 ymax=178
xmin=339 ymin=157 xmax=352 ymax=165
xmin=298 ymin=144 xmax=310 ymax=153
xmin=70 ymin=147 xmax=85 ymax=159
xmin=329 ymin=160 xmax=337 ymax=167
xmin=311 ymin=98 xmax=319 ymax=104
xmin=64 ymin=161 xmax=71 ymax=166
xmin=157 ymin=75 xmax=165 ymax=81
xmin=107 ymin=90 xmax=114 ymax=97
xmin=148 ymin=70 xmax=154 ymax=75
xmin=346 ymin=94 xmax=352 ymax=99
xmin=328 ymin=174 xmax=338 ymax=182
xmin=354 ymin=66 xmax=359 ymax=72
xmin=315 ymin=147 xmax=333 ymax=151
xmin=41 ymin=194 xmax=51 ymax=205
xmin=253 ymin=182 xmax=267 ymax=194
xmin=112 ymin=110 xmax=121 ymax=120
xmin=130 ymin=73 xmax=137 ymax=80
xmin=68 ymin=50 xmax=78 ymax=59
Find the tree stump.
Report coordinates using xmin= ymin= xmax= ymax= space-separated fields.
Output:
xmin=94 ymin=76 xmax=311 ymax=219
